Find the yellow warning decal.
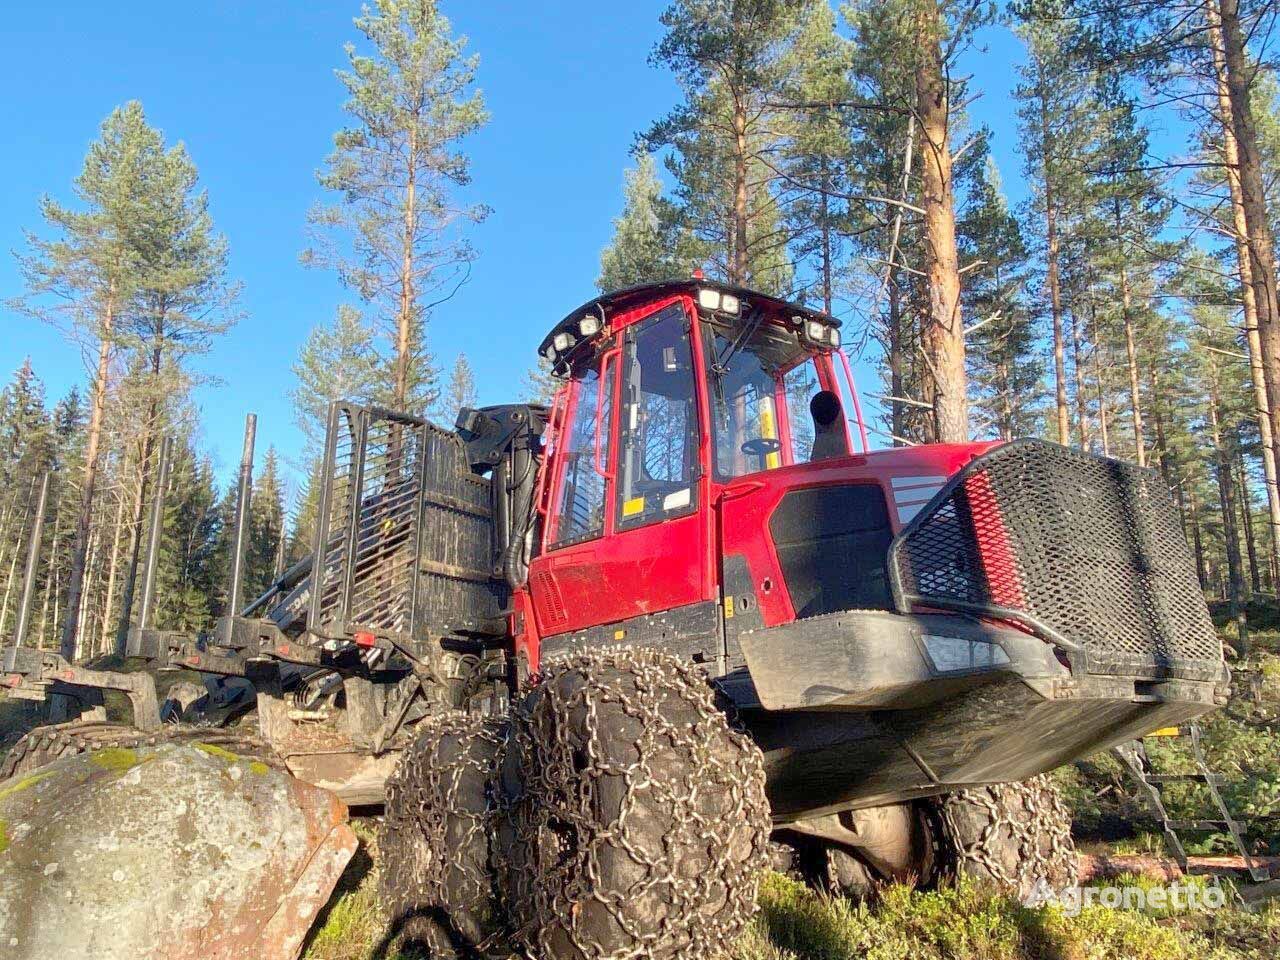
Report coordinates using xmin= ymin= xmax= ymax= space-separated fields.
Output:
xmin=724 ymin=596 xmax=735 ymax=619
xmin=622 ymin=496 xmax=645 ymax=517
xmin=1147 ymin=726 xmax=1181 ymax=738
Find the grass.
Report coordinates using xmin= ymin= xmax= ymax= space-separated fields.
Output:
xmin=300 ymin=854 xmax=1280 ymax=960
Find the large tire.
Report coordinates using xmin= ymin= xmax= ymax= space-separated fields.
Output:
xmin=935 ymin=774 xmax=1077 ymax=897
xmin=498 ymin=646 xmax=771 ymax=960
xmin=379 ymin=712 xmax=507 ymax=959
xmin=0 ymin=721 xmax=275 ymax=780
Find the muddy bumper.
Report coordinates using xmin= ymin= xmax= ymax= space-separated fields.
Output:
xmin=729 ymin=609 xmax=1227 ymax=822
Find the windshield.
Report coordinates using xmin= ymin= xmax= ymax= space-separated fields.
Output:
xmin=705 ymin=321 xmax=830 ymax=480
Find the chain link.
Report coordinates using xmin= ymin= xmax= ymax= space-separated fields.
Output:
xmin=379 ymin=711 xmax=508 ymax=955
xmin=1 ymin=721 xmax=278 ymax=780
xmin=496 ymin=645 xmax=772 ymax=960
xmin=937 ymin=773 xmax=1078 ymax=896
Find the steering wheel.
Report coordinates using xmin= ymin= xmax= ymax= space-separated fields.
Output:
xmin=741 ymin=437 xmax=782 ymax=460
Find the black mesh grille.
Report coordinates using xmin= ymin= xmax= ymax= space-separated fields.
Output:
xmin=888 ymin=440 xmax=1223 ymax=681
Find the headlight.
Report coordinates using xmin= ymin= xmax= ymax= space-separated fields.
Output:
xmin=697 ymin=288 xmax=721 ymax=311
xmin=553 ymin=332 xmax=575 ymax=352
xmin=828 ymin=326 xmax=841 ymax=348
xmin=578 ymin=314 xmax=601 ymax=337
xmin=720 ymin=293 xmax=740 ymax=315
xmin=805 ymin=320 xmax=826 ymax=343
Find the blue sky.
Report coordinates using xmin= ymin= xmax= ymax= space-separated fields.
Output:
xmin=0 ymin=2 xmax=1030 ymax=495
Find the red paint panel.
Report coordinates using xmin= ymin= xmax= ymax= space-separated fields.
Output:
xmin=962 ymin=469 xmax=1027 ymax=608
xmin=717 ymin=442 xmax=1000 ymax=628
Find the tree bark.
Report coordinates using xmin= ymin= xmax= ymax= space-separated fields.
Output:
xmin=395 ymin=129 xmax=418 ymax=411
xmin=914 ymin=1 xmax=967 ymax=442
xmin=1189 ymin=482 xmax=1209 ymax=587
xmin=888 ymin=276 xmax=905 ymax=444
xmin=115 ymin=333 xmax=164 ymax=656
xmin=1237 ymin=448 xmax=1261 ymax=594
xmin=1208 ymin=0 xmax=1280 ymax=581
xmin=1219 ymin=0 xmax=1280 ymax=517
xmin=1092 ymin=327 xmax=1112 ymax=457
xmin=1207 ymin=357 xmax=1249 ymax=653
xmin=99 ymin=489 xmax=127 ymax=657
xmin=731 ymin=93 xmax=750 ymax=285
xmin=59 ymin=292 xmax=114 ymax=661
xmin=1119 ymin=268 xmax=1146 ymax=466
xmin=1070 ymin=311 xmax=1090 ymax=449
xmin=820 ymin=182 xmax=833 ymax=315
xmin=1039 ymin=85 xmax=1071 ymax=445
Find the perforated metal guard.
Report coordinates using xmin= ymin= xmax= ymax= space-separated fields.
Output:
xmin=888 ymin=440 xmax=1223 ymax=681
xmin=312 ymin=404 xmax=426 ymax=641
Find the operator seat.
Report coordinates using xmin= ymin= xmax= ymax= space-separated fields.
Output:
xmin=809 ymin=390 xmax=847 ymax=461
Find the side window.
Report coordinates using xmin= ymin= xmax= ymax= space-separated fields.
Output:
xmin=550 ymin=362 xmax=614 ymax=546
xmin=783 ymin=360 xmax=821 ymax=465
xmin=616 ymin=303 xmax=700 ymax=528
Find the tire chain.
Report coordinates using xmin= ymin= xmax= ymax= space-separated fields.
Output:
xmin=0 ymin=720 xmax=279 ymax=781
xmin=379 ymin=711 xmax=508 ymax=957
xmin=496 ymin=645 xmax=772 ymax=960
xmin=936 ymin=773 xmax=1078 ymax=897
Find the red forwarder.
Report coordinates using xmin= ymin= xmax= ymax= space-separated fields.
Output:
xmin=1 ymin=280 xmax=1228 ymax=960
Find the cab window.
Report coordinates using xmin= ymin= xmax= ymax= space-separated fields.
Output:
xmin=550 ymin=362 xmax=613 ymax=546
xmin=707 ymin=321 xmax=833 ymax=480
xmin=615 ymin=302 xmax=700 ymax=528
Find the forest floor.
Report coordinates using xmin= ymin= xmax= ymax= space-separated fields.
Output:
xmin=302 ymin=609 xmax=1280 ymax=960
xmin=3 ymin=616 xmax=1280 ymax=958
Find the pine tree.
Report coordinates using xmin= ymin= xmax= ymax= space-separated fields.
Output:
xmin=642 ymin=0 xmax=808 ymax=292
xmin=0 ymin=361 xmax=55 ymax=636
xmin=597 ymin=153 xmax=696 ymax=292
xmin=289 ymin=304 xmax=381 ymax=456
xmin=111 ymin=106 xmax=238 ymax=656
xmin=438 ymin=353 xmax=477 ymax=426
xmin=959 ymin=157 xmax=1043 ymax=440
xmin=304 ymin=0 xmax=490 ymax=414
xmin=780 ymin=0 xmax=854 ymax=313
xmin=10 ymin=102 xmax=155 ymax=660
xmin=243 ymin=447 xmax=286 ymax=605
xmin=1013 ymin=2 xmax=1100 ymax=447
xmin=842 ymin=0 xmax=921 ymax=442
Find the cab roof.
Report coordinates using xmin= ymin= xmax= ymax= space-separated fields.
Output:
xmin=538 ymin=279 xmax=839 ymax=359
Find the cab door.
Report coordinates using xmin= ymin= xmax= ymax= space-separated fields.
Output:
xmin=527 ymin=295 xmax=716 ymax=643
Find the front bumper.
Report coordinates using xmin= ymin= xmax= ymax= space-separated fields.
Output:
xmin=724 ymin=610 xmax=1227 ymax=822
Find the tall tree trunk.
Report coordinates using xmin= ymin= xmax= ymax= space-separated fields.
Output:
xmin=115 ymin=335 xmax=164 ymax=656
xmin=1207 ymin=360 xmax=1249 ymax=653
xmin=395 ymin=130 xmax=418 ymax=411
xmin=888 ymin=277 xmax=905 ymax=444
xmin=731 ymin=93 xmax=750 ymax=285
xmin=1092 ymin=329 xmax=1112 ymax=457
xmin=37 ymin=514 xmax=60 ymax=648
xmin=114 ymin=425 xmax=155 ymax=655
xmin=1189 ymin=482 xmax=1209 ymax=586
xmin=76 ymin=527 xmax=99 ymax=661
xmin=0 ymin=478 xmax=36 ymax=636
xmin=1208 ymin=1 xmax=1280 ymax=580
xmin=1119 ymin=269 xmax=1146 ymax=466
xmin=1039 ymin=88 xmax=1071 ymax=445
xmin=59 ymin=292 xmax=114 ymax=661
xmin=915 ymin=2 xmax=967 ymax=442
xmin=99 ymin=490 xmax=127 ymax=657
xmin=1219 ymin=0 xmax=1280 ymax=504
xmin=1148 ymin=363 xmax=1173 ymax=482
xmin=1237 ymin=448 xmax=1261 ymax=594
xmin=820 ymin=182 xmax=833 ymax=315
xmin=1070 ymin=312 xmax=1090 ymax=449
